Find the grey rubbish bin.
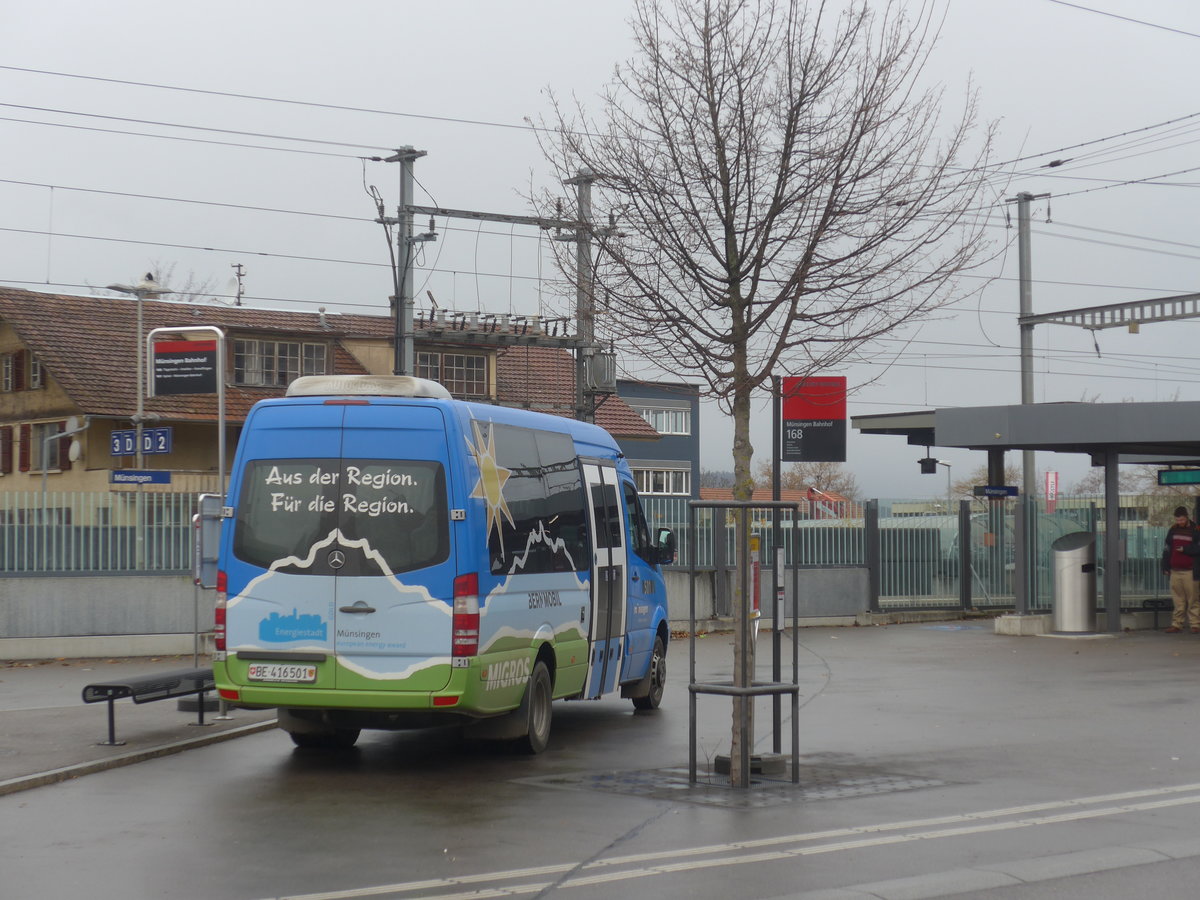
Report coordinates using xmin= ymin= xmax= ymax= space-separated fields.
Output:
xmin=1051 ymin=531 xmax=1097 ymax=633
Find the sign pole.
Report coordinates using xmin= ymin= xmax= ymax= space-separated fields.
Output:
xmin=771 ymin=376 xmax=782 ymax=754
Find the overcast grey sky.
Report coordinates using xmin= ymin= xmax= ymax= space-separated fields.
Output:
xmin=3 ymin=0 xmax=1198 ymax=497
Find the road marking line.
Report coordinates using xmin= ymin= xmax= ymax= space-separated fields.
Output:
xmin=269 ymin=780 xmax=1200 ymax=900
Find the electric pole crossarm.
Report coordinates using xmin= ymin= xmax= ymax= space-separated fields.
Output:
xmin=1019 ymin=292 xmax=1200 ymax=330
xmin=404 ymin=204 xmax=583 ymax=232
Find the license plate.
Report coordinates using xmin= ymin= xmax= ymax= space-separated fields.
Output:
xmin=246 ymin=663 xmax=317 ymax=684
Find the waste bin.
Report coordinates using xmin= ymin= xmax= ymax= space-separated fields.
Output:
xmin=1051 ymin=531 xmax=1096 ymax=633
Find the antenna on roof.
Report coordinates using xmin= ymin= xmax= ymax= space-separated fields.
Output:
xmin=231 ymin=263 xmax=245 ymax=306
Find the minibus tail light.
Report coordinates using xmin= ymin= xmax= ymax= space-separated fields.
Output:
xmin=214 ymin=569 xmax=228 ymax=653
xmin=452 ymin=573 xmax=479 ymax=658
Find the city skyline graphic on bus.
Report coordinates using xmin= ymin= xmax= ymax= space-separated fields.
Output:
xmin=259 ymin=609 xmax=327 ymax=643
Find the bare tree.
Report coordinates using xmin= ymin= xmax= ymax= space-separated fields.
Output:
xmin=701 ymin=468 xmax=736 ymax=488
xmin=754 ymin=459 xmax=860 ymax=498
xmin=1069 ymin=465 xmax=1197 ymax=498
xmin=147 ymin=262 xmax=221 ymax=304
xmin=536 ymin=0 xmax=994 ymax=502
xmin=108 ymin=262 xmax=220 ymax=304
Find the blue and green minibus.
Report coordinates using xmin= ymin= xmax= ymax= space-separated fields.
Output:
xmin=213 ymin=375 xmax=673 ymax=752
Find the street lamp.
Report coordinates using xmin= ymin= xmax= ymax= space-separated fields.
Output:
xmin=105 ymin=274 xmax=171 ymax=470
xmin=105 ymin=274 xmax=171 ymax=569
xmin=937 ymin=460 xmax=953 ymax=515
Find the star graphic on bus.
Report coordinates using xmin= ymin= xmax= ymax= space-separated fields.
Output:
xmin=467 ymin=420 xmax=514 ymax=556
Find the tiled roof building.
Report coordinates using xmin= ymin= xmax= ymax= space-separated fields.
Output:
xmin=0 ymin=286 xmax=657 ymax=494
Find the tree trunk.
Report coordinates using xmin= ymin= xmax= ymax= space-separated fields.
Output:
xmin=730 ymin=372 xmax=755 ymax=785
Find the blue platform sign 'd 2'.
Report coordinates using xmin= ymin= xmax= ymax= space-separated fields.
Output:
xmin=110 ymin=427 xmax=173 ymax=456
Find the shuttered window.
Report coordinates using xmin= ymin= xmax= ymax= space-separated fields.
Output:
xmin=57 ymin=423 xmax=71 ymax=470
xmin=12 ymin=350 xmax=27 ymax=391
xmin=0 ymin=427 xmax=12 ymax=474
xmin=18 ymin=423 xmax=31 ymax=472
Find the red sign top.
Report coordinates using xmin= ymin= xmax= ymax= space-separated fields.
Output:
xmin=782 ymin=376 xmax=846 ymax=420
xmin=155 ymin=340 xmax=217 ymax=354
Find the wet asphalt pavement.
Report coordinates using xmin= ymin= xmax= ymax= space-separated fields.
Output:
xmin=0 ymin=654 xmax=276 ymax=794
xmin=6 ymin=622 xmax=1200 ymax=899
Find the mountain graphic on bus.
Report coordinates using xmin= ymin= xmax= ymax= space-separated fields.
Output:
xmin=259 ymin=609 xmax=327 ymax=643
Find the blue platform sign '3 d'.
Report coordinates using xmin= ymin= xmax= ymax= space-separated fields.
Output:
xmin=110 ymin=427 xmax=173 ymax=456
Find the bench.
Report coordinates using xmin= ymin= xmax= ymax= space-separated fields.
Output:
xmin=82 ymin=667 xmax=215 ymax=746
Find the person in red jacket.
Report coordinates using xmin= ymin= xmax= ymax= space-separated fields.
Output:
xmin=1161 ymin=505 xmax=1200 ymax=633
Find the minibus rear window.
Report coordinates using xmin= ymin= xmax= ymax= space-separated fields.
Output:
xmin=233 ymin=458 xmax=449 ymax=575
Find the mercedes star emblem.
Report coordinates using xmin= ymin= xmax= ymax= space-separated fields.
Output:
xmin=328 ymin=550 xmax=346 ymax=570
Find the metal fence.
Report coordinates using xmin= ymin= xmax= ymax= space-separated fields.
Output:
xmin=0 ymin=491 xmax=197 ymax=573
xmin=0 ymin=491 xmax=1182 ymax=607
xmin=644 ymin=493 xmax=1179 ymax=609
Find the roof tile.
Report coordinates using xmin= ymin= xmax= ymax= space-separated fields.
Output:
xmin=0 ymin=286 xmax=660 ymax=439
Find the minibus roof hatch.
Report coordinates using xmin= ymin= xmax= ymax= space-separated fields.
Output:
xmin=286 ymin=375 xmax=452 ymax=399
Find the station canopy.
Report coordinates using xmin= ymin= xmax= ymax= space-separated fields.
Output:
xmin=852 ymin=400 xmax=1200 ymax=466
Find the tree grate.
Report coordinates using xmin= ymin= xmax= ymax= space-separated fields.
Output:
xmin=515 ymin=764 xmax=948 ymax=809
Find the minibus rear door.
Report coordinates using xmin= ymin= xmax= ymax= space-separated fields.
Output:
xmin=331 ymin=403 xmax=456 ymax=691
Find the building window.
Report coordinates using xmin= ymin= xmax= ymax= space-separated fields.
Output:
xmin=29 ymin=421 xmax=64 ymax=472
xmin=416 ymin=351 xmax=440 ymax=383
xmin=634 ymin=467 xmax=691 ymax=496
xmin=635 ymin=405 xmax=692 ymax=436
xmin=233 ymin=340 xmax=327 ymax=386
xmin=0 ymin=350 xmax=36 ymax=392
xmin=416 ymin=351 xmax=486 ymax=397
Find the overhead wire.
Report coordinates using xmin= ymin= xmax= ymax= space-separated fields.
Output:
xmin=3 ymin=215 xmax=1194 ymax=306
xmin=0 ymin=176 xmax=372 ymax=223
xmin=2 ymin=57 xmax=1199 ymax=390
xmin=5 ymin=63 xmax=1197 ymax=171
xmin=1029 ymin=226 xmax=1200 ymax=261
xmin=0 ymin=225 xmax=553 ymax=284
xmin=0 ymin=64 xmax=551 ymax=134
xmin=851 ymin=353 xmax=1200 ymax=385
xmin=1042 ymin=0 xmax=1200 ymax=40
xmin=0 ymin=114 xmax=371 ymax=159
xmin=0 ymin=101 xmax=394 ymax=152
xmin=1050 ymin=220 xmax=1200 ymax=252
xmin=4 ymin=61 xmax=1200 ymax=209
xmin=4 ymin=46 xmax=1198 ymax=421
xmin=2 ymin=66 xmax=1196 ymax=220
xmin=0 ymin=176 xmax=571 ymax=243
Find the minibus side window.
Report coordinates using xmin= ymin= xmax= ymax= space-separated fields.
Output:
xmin=488 ymin=425 xmax=542 ymax=574
xmin=622 ymin=481 xmax=654 ymax=560
xmin=591 ymin=481 xmax=622 ymax=550
xmin=536 ymin=432 xmax=587 ymax=572
xmin=485 ymin=424 xmax=587 ymax=575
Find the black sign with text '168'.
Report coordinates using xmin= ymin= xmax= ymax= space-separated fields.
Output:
xmin=781 ymin=376 xmax=847 ymax=462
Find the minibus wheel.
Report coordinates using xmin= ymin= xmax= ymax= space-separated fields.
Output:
xmin=517 ymin=661 xmax=553 ymax=754
xmin=632 ymin=637 xmax=666 ymax=711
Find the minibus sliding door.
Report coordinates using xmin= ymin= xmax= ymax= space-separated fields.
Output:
xmin=582 ymin=462 xmax=627 ymax=698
